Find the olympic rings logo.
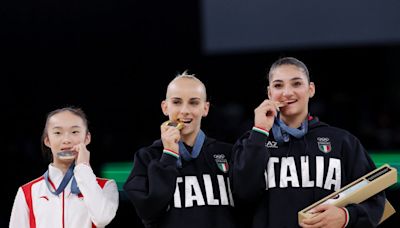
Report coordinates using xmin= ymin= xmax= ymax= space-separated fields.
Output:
xmin=213 ymin=154 xmax=225 ymax=159
xmin=317 ymin=137 xmax=330 ymax=142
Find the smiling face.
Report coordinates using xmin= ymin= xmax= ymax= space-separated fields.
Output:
xmin=161 ymin=76 xmax=209 ymax=142
xmin=268 ymin=64 xmax=315 ymax=121
xmin=43 ymin=110 xmax=91 ymax=165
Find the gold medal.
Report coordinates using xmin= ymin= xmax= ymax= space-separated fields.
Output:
xmin=162 ymin=120 xmax=184 ymax=130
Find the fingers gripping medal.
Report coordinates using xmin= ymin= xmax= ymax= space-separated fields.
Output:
xmin=272 ymin=101 xmax=287 ymax=116
xmin=162 ymin=120 xmax=184 ymax=130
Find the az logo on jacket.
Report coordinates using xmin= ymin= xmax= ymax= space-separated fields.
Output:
xmin=266 ymin=141 xmax=278 ymax=148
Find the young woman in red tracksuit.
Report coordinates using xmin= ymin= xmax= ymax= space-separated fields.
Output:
xmin=230 ymin=57 xmax=386 ymax=228
xmin=10 ymin=107 xmax=119 ymax=228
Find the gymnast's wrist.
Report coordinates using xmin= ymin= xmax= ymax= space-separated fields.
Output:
xmin=252 ymin=126 xmax=270 ymax=137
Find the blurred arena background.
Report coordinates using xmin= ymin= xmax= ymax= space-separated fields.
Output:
xmin=1 ymin=0 xmax=400 ymax=227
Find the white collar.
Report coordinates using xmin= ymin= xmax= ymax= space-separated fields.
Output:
xmin=48 ymin=164 xmax=69 ymax=188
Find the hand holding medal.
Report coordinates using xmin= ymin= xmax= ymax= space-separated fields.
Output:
xmin=160 ymin=119 xmax=184 ymax=152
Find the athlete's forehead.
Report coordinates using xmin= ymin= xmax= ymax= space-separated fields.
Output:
xmin=47 ymin=111 xmax=86 ymax=129
xmin=166 ymin=77 xmax=207 ymax=100
xmin=270 ymin=64 xmax=308 ymax=83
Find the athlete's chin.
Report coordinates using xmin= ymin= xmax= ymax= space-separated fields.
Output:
xmin=181 ymin=127 xmax=193 ymax=136
xmin=280 ymin=109 xmax=303 ymax=118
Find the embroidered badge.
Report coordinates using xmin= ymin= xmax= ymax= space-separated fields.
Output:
xmin=317 ymin=137 xmax=332 ymax=153
xmin=214 ymin=154 xmax=229 ymax=173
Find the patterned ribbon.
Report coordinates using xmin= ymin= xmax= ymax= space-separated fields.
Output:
xmin=272 ymin=113 xmax=308 ymax=144
xmin=177 ymin=130 xmax=205 ymax=168
xmin=44 ymin=162 xmax=81 ymax=195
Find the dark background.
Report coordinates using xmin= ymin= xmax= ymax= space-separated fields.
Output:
xmin=1 ymin=0 xmax=400 ymax=227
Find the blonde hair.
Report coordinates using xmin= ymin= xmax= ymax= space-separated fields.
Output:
xmin=166 ymin=70 xmax=208 ymax=100
xmin=174 ymin=70 xmax=200 ymax=81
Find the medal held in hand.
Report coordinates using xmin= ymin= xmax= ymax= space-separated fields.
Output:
xmin=162 ymin=120 xmax=184 ymax=130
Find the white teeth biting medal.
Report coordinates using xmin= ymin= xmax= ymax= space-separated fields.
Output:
xmin=57 ymin=151 xmax=76 ymax=160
